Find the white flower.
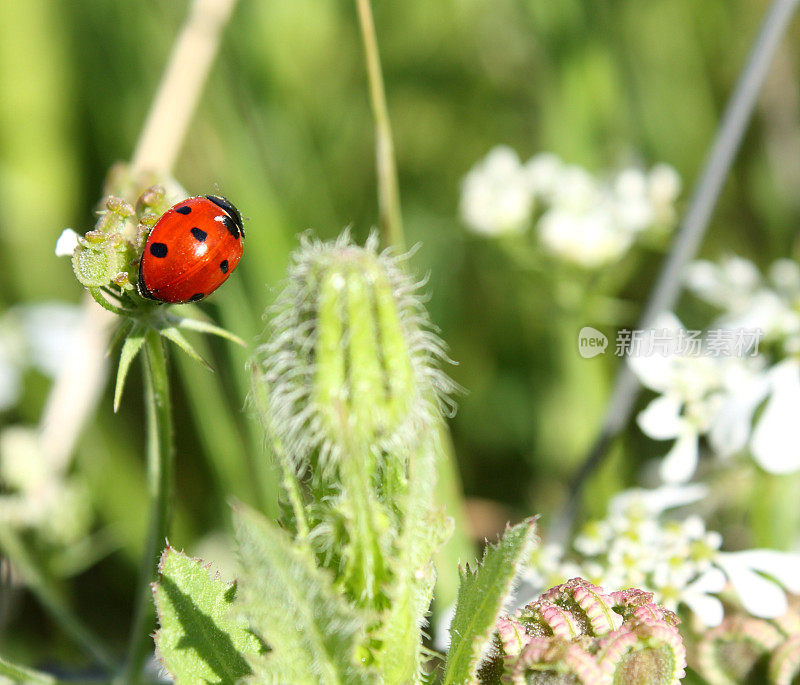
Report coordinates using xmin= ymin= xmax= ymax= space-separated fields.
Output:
xmin=55 ymin=228 xmax=80 ymax=257
xmin=524 ymin=152 xmax=563 ymax=199
xmin=608 ymin=483 xmax=708 ymax=518
xmin=537 ymin=205 xmax=633 ymax=268
xmin=686 ymin=255 xmax=800 ymax=348
xmin=648 ymin=164 xmax=682 ymax=224
xmin=677 ymin=568 xmax=726 ymax=626
xmin=612 ymin=168 xmax=654 ymax=233
xmin=708 ymin=362 xmax=770 ymax=457
xmin=0 ymin=304 xmax=83 ymax=412
xmin=460 ymin=146 xmax=533 ymax=236
xmin=750 ymin=359 xmax=800 ymax=474
xmin=716 ymin=550 xmax=800 ymax=619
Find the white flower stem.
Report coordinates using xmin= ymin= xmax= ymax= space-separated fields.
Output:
xmin=554 ymin=0 xmax=800 ymax=544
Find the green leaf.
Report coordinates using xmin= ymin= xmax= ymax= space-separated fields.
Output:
xmin=158 ymin=325 xmax=212 ymax=370
xmin=232 ymin=503 xmax=374 ymax=685
xmin=153 ymin=546 xmax=262 ymax=684
xmin=114 ymin=324 xmax=145 ymax=412
xmin=442 ymin=518 xmax=537 ymax=685
xmin=170 ymin=315 xmax=246 ymax=347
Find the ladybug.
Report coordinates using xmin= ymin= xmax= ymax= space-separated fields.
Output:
xmin=138 ymin=195 xmax=245 ymax=303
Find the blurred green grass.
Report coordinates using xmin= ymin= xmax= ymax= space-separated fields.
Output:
xmin=1 ymin=0 xmax=799 ymax=665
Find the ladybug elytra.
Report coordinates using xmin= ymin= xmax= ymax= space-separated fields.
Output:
xmin=138 ymin=195 xmax=244 ymax=304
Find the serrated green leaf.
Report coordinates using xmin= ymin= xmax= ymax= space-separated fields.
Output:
xmin=114 ymin=325 xmax=145 ymax=412
xmin=443 ymin=518 xmax=537 ymax=685
xmin=153 ymin=547 xmax=262 ymax=684
xmin=170 ymin=315 xmax=246 ymax=347
xmin=159 ymin=326 xmax=212 ymax=370
xmin=232 ymin=503 xmax=374 ymax=685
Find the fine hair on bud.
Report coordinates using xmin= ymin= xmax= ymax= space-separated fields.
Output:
xmin=252 ymin=230 xmax=458 ymax=477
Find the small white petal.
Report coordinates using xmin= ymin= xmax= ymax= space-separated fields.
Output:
xmin=619 ymin=484 xmax=708 ymax=516
xmin=691 ymin=567 xmax=728 ymax=594
xmin=717 ymin=553 xmax=789 ymax=618
xmin=709 ymin=375 xmax=769 ymax=456
xmin=637 ymin=394 xmax=684 ymax=439
xmin=683 ymin=591 xmax=725 ymax=627
xmin=751 ymin=360 xmax=800 ymax=474
xmin=724 ymin=549 xmax=800 ymax=594
xmin=659 ymin=430 xmax=699 ymax=484
xmin=55 ymin=229 xmax=80 ymax=257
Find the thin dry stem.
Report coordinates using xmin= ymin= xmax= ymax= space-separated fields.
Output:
xmin=355 ymin=0 xmax=405 ymax=251
xmin=132 ymin=0 xmax=238 ymax=174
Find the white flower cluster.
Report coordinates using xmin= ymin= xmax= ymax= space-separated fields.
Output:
xmin=0 ymin=303 xmax=83 ymax=411
xmin=0 ymin=426 xmax=91 ymax=546
xmin=460 ymin=146 xmax=681 ymax=268
xmin=0 ymin=303 xmax=91 ymax=547
xmin=525 ymin=486 xmax=800 ymax=627
xmin=632 ymin=257 xmax=800 ymax=482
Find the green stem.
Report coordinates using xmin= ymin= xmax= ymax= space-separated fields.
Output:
xmin=118 ymin=330 xmax=173 ymax=683
xmin=88 ymin=287 xmax=134 ymax=317
xmin=355 ymin=0 xmax=405 ymax=251
xmin=0 ymin=655 xmax=56 ymax=685
xmin=340 ymin=437 xmax=385 ymax=606
xmin=0 ymin=528 xmax=116 ymax=671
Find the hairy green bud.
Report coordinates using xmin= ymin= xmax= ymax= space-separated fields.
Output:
xmin=257 ymin=231 xmax=456 ymax=473
xmin=251 ymin=232 xmax=455 ymax=679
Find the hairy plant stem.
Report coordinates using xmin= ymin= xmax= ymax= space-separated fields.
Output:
xmin=340 ymin=436 xmax=385 ymax=605
xmin=118 ymin=330 xmax=174 ymax=683
xmin=0 ymin=528 xmax=116 ymax=672
xmin=355 ymin=0 xmax=404 ymax=252
xmin=554 ymin=0 xmax=800 ymax=545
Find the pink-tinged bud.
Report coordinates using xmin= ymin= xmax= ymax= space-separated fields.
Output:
xmin=480 ymin=578 xmax=687 ymax=684
xmin=696 ymin=615 xmax=785 ymax=684
xmin=770 ymin=634 xmax=800 ymax=685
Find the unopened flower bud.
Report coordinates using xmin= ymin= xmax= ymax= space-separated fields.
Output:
xmin=255 ymin=231 xmax=456 ymax=473
xmin=480 ymin=578 xmax=686 ymax=684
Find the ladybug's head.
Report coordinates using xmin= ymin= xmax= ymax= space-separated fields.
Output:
xmin=205 ymin=194 xmax=245 ymax=238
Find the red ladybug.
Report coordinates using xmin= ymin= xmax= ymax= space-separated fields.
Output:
xmin=138 ymin=195 xmax=244 ymax=303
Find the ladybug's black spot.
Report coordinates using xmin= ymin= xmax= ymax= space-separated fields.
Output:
xmin=150 ymin=242 xmax=168 ymax=258
xmin=220 ymin=259 xmax=229 ymax=273
xmin=189 ymin=293 xmax=204 ymax=302
xmin=190 ymin=227 xmax=207 ymax=242
xmin=175 ymin=205 xmax=191 ymax=215
xmin=221 ymin=215 xmax=240 ymax=239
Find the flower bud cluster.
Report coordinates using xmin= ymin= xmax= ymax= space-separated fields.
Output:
xmin=479 ymin=578 xmax=686 ymax=684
